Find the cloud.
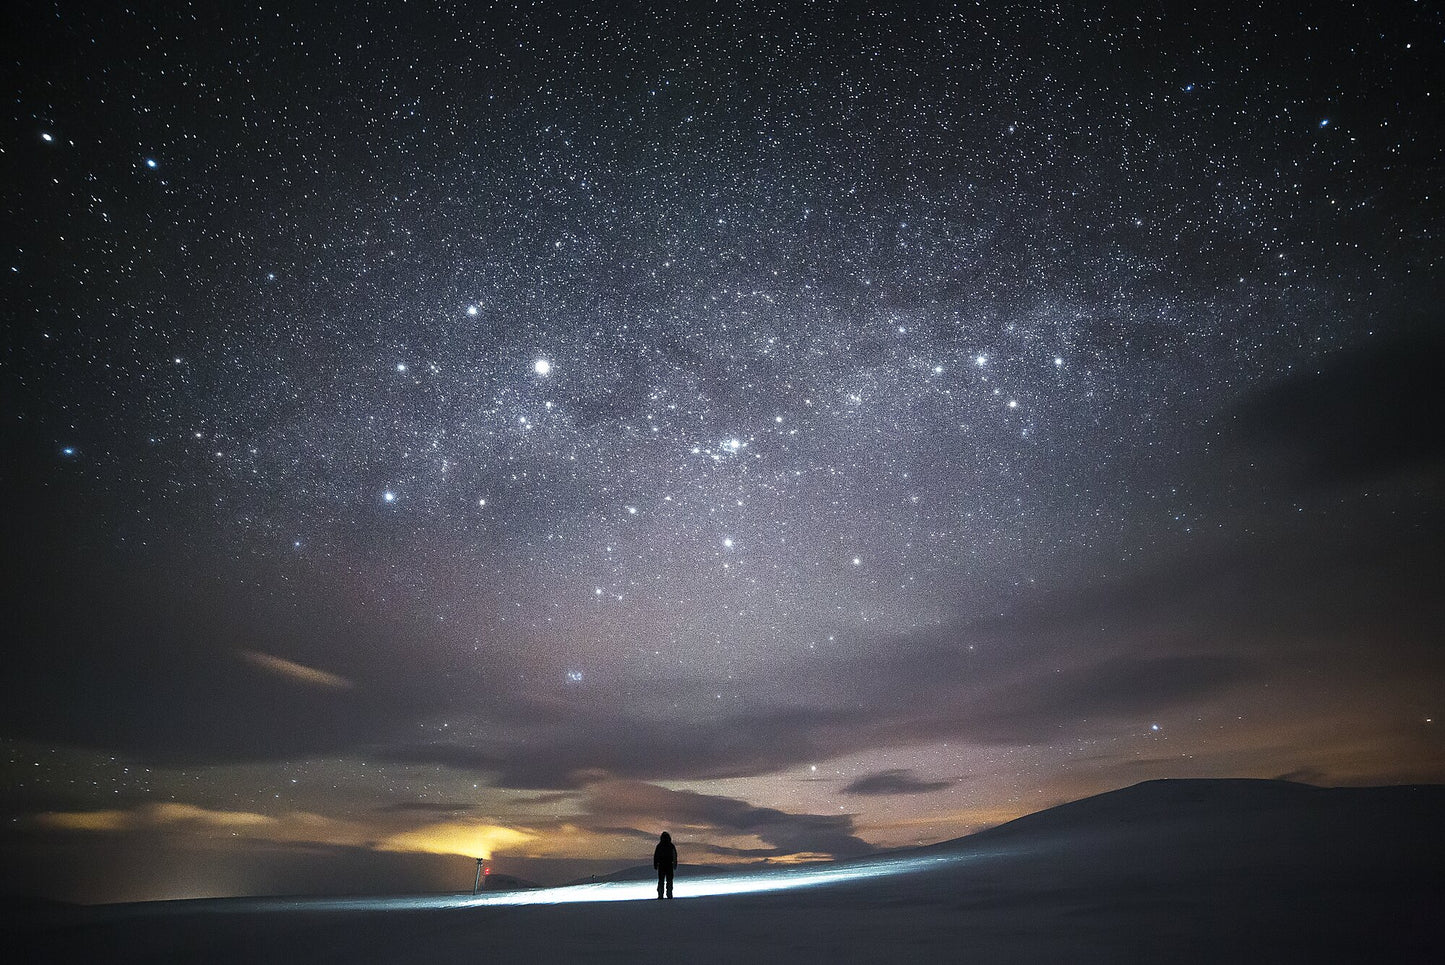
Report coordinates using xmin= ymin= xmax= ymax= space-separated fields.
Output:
xmin=947 ymin=654 xmax=1253 ymax=743
xmin=33 ymin=803 xmax=364 ymax=846
xmin=30 ymin=801 xmax=538 ymax=862
xmin=5 ymin=413 xmax=1431 ymax=802
xmin=373 ymin=648 xmax=1255 ymax=791
xmin=34 ymin=809 xmax=132 ymax=832
xmin=584 ymin=780 xmax=874 ymax=859
xmin=842 ymin=769 xmax=952 ymax=796
xmin=374 ymin=705 xmax=862 ymax=789
xmin=510 ymin=791 xmax=582 ymax=806
xmin=373 ymin=801 xmax=473 ymax=814
xmin=237 ymin=650 xmax=355 ymax=690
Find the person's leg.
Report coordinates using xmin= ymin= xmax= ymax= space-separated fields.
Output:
xmin=657 ymin=868 xmax=665 ymax=898
xmin=665 ymin=868 xmax=674 ymax=898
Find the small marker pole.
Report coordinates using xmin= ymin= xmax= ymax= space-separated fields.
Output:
xmin=473 ymin=858 xmax=485 ymax=894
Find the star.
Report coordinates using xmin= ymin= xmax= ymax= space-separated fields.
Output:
xmin=533 ymin=358 xmax=552 ymax=376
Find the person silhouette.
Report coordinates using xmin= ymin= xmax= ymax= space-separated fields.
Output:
xmin=653 ymin=831 xmax=677 ymax=899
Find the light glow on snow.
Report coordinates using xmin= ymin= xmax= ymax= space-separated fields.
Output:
xmin=207 ymin=853 xmax=971 ymax=915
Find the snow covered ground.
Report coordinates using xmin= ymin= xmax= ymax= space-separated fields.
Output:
xmin=9 ymin=780 xmax=1443 ymax=963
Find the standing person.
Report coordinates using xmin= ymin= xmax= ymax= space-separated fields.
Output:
xmin=653 ymin=831 xmax=677 ymax=899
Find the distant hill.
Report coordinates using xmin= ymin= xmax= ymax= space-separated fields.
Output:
xmin=478 ymin=873 xmax=539 ymax=892
xmin=912 ymin=778 xmax=1445 ymax=872
xmin=564 ymin=863 xmax=733 ymax=886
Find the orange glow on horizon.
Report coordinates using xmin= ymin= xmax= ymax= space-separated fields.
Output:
xmin=378 ymin=820 xmax=534 ymax=860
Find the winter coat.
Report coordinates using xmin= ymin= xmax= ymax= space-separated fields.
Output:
xmin=653 ymin=840 xmax=677 ymax=870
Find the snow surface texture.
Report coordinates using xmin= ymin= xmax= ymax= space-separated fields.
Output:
xmin=8 ymin=780 xmax=1444 ymax=963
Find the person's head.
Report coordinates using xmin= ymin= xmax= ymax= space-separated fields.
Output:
xmin=659 ymin=831 xmax=671 ymax=843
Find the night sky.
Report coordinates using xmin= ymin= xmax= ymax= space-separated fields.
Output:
xmin=4 ymin=1 xmax=1443 ymax=903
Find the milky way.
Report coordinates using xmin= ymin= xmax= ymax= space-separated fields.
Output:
xmin=4 ymin=2 xmax=1442 ymax=901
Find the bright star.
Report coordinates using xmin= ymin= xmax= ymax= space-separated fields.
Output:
xmin=975 ymin=354 xmax=987 ymax=367
xmin=534 ymin=358 xmax=552 ymax=376
xmin=41 ymin=132 xmax=53 ymax=142
xmin=396 ymin=363 xmax=407 ymax=372
xmin=61 ymin=447 xmax=75 ymax=456
xmin=145 ymin=158 xmax=157 ymax=169
xmin=466 ymin=305 xmax=479 ymax=316
xmin=383 ymin=491 xmax=397 ymax=503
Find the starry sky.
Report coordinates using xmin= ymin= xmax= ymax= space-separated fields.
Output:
xmin=3 ymin=1 xmax=1443 ymax=903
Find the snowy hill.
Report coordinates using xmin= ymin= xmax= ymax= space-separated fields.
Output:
xmin=923 ymin=777 xmax=1445 ymax=862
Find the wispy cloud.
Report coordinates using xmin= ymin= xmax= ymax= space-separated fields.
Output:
xmin=238 ymin=650 xmax=355 ymax=690
xmin=35 ymin=802 xmax=359 ymax=843
xmin=32 ymin=801 xmax=538 ymax=862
